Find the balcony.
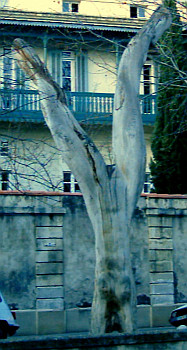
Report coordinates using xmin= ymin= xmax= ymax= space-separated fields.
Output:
xmin=0 ymin=89 xmax=156 ymax=125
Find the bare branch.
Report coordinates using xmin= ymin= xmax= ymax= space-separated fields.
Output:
xmin=112 ymin=5 xmax=172 ymax=220
xmin=12 ymin=39 xmax=108 ymax=204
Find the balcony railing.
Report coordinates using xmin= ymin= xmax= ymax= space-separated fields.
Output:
xmin=0 ymin=89 xmax=156 ymax=124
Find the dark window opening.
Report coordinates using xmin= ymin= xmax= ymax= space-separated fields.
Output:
xmin=143 ymin=65 xmax=151 ymax=81
xmin=64 ymin=183 xmax=71 ymax=192
xmin=75 ymin=182 xmax=80 ymax=192
xmin=72 ymin=3 xmax=79 ymax=12
xmin=144 ymin=82 xmax=150 ymax=95
xmin=0 ymin=141 xmax=9 ymax=156
xmin=1 ymin=171 xmax=9 ymax=190
xmin=130 ymin=6 xmax=137 ymax=18
xmin=63 ymin=171 xmax=71 ymax=182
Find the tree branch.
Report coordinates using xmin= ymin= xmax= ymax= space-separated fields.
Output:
xmin=112 ymin=5 xmax=172 ymax=220
xmin=12 ymin=39 xmax=108 ymax=205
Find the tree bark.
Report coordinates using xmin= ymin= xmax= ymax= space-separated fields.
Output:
xmin=12 ymin=5 xmax=171 ymax=334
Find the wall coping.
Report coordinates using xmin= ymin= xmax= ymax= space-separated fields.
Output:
xmin=0 ymin=330 xmax=187 ymax=349
xmin=0 ymin=190 xmax=83 ymax=196
xmin=141 ymin=193 xmax=187 ymax=199
xmin=0 ymin=191 xmax=187 ymax=199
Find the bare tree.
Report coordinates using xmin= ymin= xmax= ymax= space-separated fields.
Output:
xmin=12 ymin=5 xmax=171 ymax=334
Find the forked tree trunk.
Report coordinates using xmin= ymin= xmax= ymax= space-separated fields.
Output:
xmin=13 ymin=5 xmax=171 ymax=334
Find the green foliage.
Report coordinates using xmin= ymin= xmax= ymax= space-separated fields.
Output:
xmin=150 ymin=0 xmax=187 ymax=194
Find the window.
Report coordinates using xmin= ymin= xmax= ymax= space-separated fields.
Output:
xmin=1 ymin=171 xmax=9 ymax=190
xmin=62 ymin=52 xmax=72 ymax=91
xmin=143 ymin=65 xmax=151 ymax=82
xmin=50 ymin=51 xmax=74 ymax=91
xmin=50 ymin=50 xmax=89 ymax=92
xmin=142 ymin=65 xmax=151 ymax=113
xmin=143 ymin=173 xmax=153 ymax=193
xmin=72 ymin=3 xmax=79 ymax=12
xmin=138 ymin=7 xmax=145 ymax=17
xmin=3 ymin=48 xmax=13 ymax=88
xmin=0 ymin=0 xmax=8 ymax=8
xmin=63 ymin=171 xmax=80 ymax=192
xmin=130 ymin=6 xmax=137 ymax=18
xmin=0 ymin=141 xmax=9 ymax=156
xmin=15 ymin=64 xmax=29 ymax=88
xmin=130 ymin=6 xmax=145 ymax=18
xmin=63 ymin=2 xmax=69 ymax=12
xmin=63 ymin=1 xmax=79 ymax=13
xmin=2 ymin=48 xmax=30 ymax=90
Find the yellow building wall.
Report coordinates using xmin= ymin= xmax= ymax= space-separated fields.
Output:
xmin=8 ymin=0 xmax=61 ymax=13
xmin=0 ymin=123 xmax=153 ymax=191
xmin=7 ymin=0 xmax=156 ymax=18
xmin=88 ymin=50 xmax=116 ymax=93
xmin=80 ymin=0 xmax=145 ymax=18
xmin=4 ymin=0 xmax=185 ymax=20
xmin=0 ymin=125 xmax=65 ymax=191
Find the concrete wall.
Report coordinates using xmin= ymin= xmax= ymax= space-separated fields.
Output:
xmin=0 ymin=192 xmax=186 ymax=336
xmin=1 ymin=330 xmax=187 ymax=350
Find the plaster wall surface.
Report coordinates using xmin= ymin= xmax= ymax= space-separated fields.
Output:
xmin=170 ymin=207 xmax=187 ymax=303
xmin=87 ymin=50 xmax=116 ymax=93
xmin=0 ymin=193 xmax=186 ymax=335
xmin=0 ymin=124 xmax=153 ymax=191
xmin=7 ymin=0 xmax=151 ymax=18
xmin=7 ymin=0 xmax=184 ymax=19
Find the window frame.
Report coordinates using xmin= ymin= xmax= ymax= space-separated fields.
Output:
xmin=63 ymin=1 xmax=79 ymax=13
xmin=130 ymin=5 xmax=145 ymax=18
xmin=3 ymin=48 xmax=13 ymax=89
xmin=50 ymin=50 xmax=75 ymax=91
xmin=0 ymin=141 xmax=9 ymax=156
xmin=62 ymin=51 xmax=72 ymax=91
xmin=2 ymin=47 xmax=30 ymax=89
xmin=1 ymin=170 xmax=9 ymax=190
xmin=143 ymin=172 xmax=153 ymax=193
xmin=62 ymin=171 xmax=80 ymax=193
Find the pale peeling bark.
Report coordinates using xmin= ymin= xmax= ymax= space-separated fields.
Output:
xmin=113 ymin=5 xmax=172 ymax=221
xmin=12 ymin=5 xmax=171 ymax=334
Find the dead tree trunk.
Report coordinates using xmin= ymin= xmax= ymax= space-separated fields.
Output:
xmin=13 ymin=5 xmax=171 ymax=334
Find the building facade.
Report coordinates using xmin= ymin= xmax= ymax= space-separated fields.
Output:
xmin=0 ymin=0 xmax=184 ymax=192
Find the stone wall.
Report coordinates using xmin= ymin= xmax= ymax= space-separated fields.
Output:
xmin=145 ymin=195 xmax=187 ymax=307
xmin=1 ymin=330 xmax=187 ymax=350
xmin=0 ymin=192 xmax=186 ymax=336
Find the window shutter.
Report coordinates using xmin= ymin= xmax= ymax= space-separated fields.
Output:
xmin=0 ymin=0 xmax=8 ymax=8
xmin=139 ymin=7 xmax=145 ymax=18
xmin=50 ymin=51 xmax=62 ymax=86
xmin=76 ymin=51 xmax=88 ymax=92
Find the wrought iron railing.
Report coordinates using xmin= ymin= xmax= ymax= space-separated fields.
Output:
xmin=0 ymin=89 xmax=156 ymax=124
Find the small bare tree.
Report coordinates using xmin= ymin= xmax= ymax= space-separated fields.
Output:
xmin=13 ymin=5 xmax=171 ymax=334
